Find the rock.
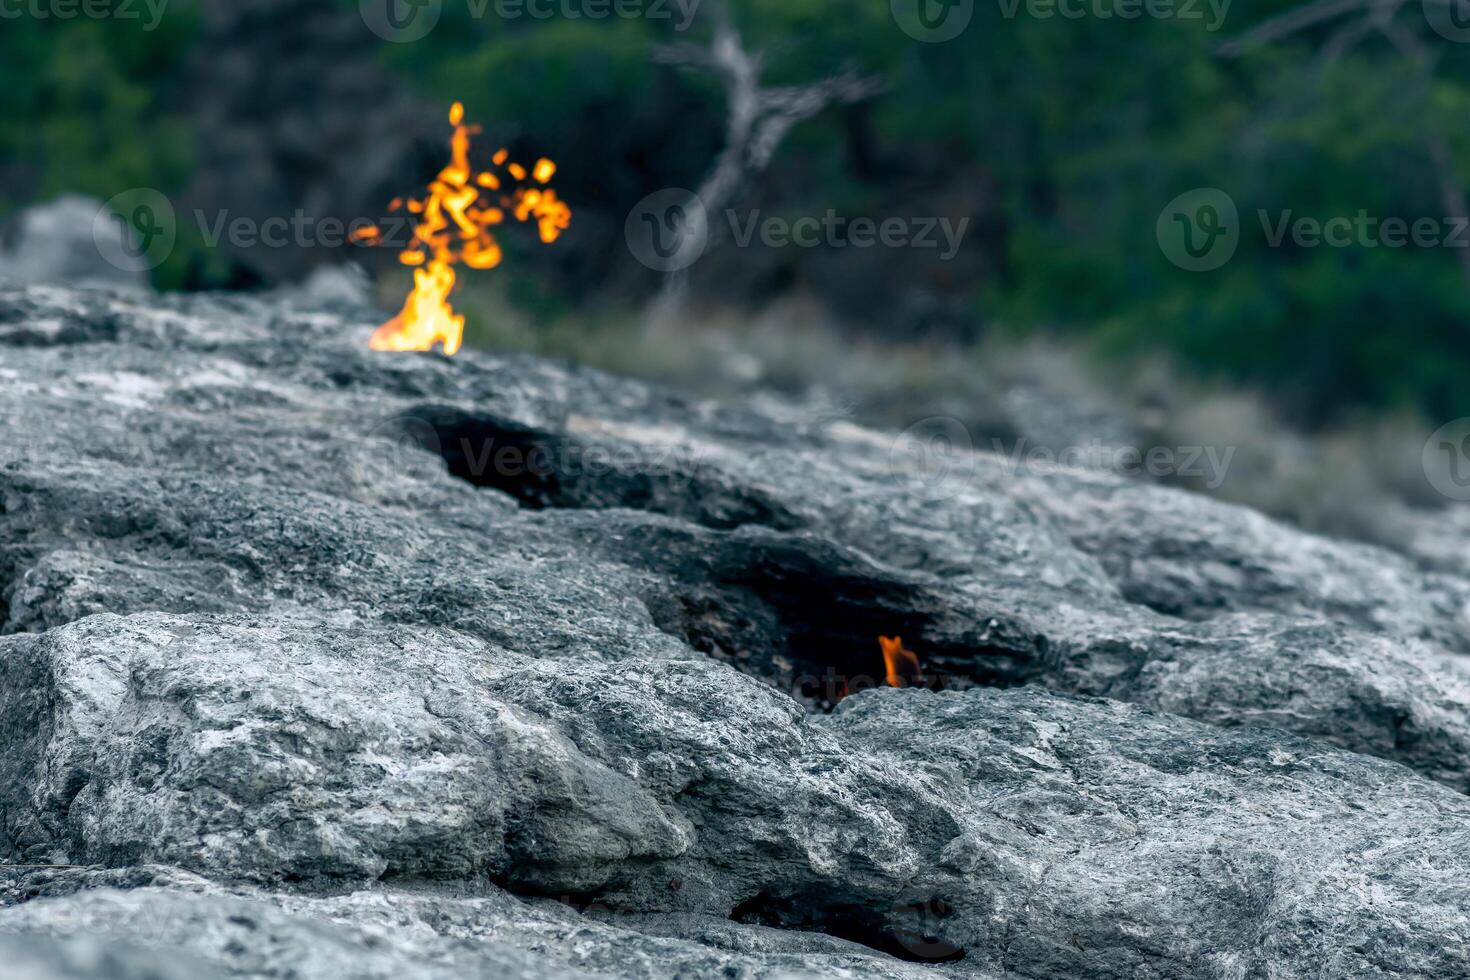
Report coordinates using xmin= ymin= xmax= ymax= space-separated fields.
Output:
xmin=0 ymin=881 xmax=951 ymax=980
xmin=998 ymin=380 xmax=1144 ymax=473
xmin=1382 ymin=498 xmax=1470 ymax=579
xmin=3 ymin=612 xmax=1470 ymax=979
xmin=0 ymin=886 xmax=591 ymax=980
xmin=1 ymin=281 xmax=1469 ymax=978
xmin=271 ymin=264 xmax=374 ymax=314
xmin=0 ymin=614 xmax=692 ymax=886
xmin=0 ymin=933 xmax=222 ymax=980
xmin=0 ymin=197 xmax=149 ymax=292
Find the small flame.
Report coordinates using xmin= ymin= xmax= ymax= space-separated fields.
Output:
xmin=879 ymin=636 xmax=922 ymax=688
xmin=354 ymin=102 xmax=571 ymax=355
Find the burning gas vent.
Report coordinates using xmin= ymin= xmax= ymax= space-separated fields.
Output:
xmin=352 ymin=102 xmax=570 ymax=355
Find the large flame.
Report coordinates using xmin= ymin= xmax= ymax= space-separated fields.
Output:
xmin=879 ymin=635 xmax=922 ymax=688
xmin=351 ymin=102 xmax=570 ymax=355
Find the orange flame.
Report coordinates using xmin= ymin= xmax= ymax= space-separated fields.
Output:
xmin=353 ymin=102 xmax=571 ymax=355
xmin=879 ymin=636 xmax=921 ymax=688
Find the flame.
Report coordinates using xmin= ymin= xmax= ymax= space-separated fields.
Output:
xmin=879 ymin=635 xmax=921 ymax=688
xmin=353 ymin=101 xmax=571 ymax=355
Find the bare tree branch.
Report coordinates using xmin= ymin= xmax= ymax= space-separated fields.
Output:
xmin=650 ymin=6 xmax=883 ymax=312
xmin=1311 ymin=15 xmax=1379 ymax=72
xmin=1217 ymin=0 xmax=1388 ymax=56
xmin=1219 ymin=0 xmax=1470 ymax=288
xmin=1376 ymin=16 xmax=1470 ymax=285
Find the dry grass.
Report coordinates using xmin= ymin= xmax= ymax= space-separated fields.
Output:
xmin=433 ymin=280 xmax=1459 ymax=560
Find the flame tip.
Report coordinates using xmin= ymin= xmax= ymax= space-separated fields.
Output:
xmin=878 ymin=635 xmax=921 ymax=690
xmin=361 ymin=100 xmax=570 ymax=356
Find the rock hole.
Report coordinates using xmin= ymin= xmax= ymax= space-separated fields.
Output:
xmin=390 ymin=407 xmax=802 ymax=531
xmin=732 ymin=892 xmax=966 ymax=964
xmin=382 ymin=411 xmax=1048 ymax=708
xmin=645 ymin=533 xmax=1045 ymax=711
xmin=0 ymin=492 xmax=22 ymax=635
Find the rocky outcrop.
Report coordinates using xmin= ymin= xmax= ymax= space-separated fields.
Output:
xmin=0 ymin=197 xmax=149 ymax=292
xmin=2 ymin=282 xmax=1469 ymax=978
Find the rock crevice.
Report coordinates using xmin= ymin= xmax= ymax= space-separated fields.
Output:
xmin=1 ymin=283 xmax=1469 ymax=979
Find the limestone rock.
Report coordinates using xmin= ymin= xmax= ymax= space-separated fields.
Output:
xmin=2 ymin=282 xmax=1469 ymax=978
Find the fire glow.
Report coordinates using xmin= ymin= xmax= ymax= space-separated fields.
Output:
xmin=351 ymin=102 xmax=571 ymax=355
xmin=879 ymin=635 xmax=922 ymax=689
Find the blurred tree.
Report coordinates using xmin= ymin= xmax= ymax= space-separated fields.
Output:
xmin=0 ymin=5 xmax=197 ymax=213
xmin=4 ymin=0 xmax=1469 ymax=422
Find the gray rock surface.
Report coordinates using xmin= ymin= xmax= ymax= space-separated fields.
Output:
xmin=0 ymin=932 xmax=223 ymax=980
xmin=0 ymin=197 xmax=149 ymax=292
xmin=0 ymin=876 xmax=956 ymax=980
xmin=2 ymin=282 xmax=1470 ymax=978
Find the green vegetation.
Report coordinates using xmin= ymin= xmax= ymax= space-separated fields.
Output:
xmin=0 ymin=4 xmax=197 ymax=210
xmin=5 ymin=0 xmax=1470 ymax=424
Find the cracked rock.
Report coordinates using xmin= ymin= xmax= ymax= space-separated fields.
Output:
xmin=1 ymin=283 xmax=1469 ymax=978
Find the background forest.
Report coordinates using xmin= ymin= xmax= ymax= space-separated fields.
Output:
xmin=4 ymin=0 xmax=1470 ymax=544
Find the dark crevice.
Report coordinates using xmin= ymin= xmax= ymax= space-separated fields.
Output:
xmin=395 ymin=406 xmax=804 ymax=532
xmin=387 ymin=410 xmax=1048 ymax=708
xmin=0 ymin=492 xmax=23 ymax=635
xmin=0 ymin=548 xmax=26 ymax=636
xmin=1117 ymin=582 xmax=1223 ymax=621
xmin=732 ymin=891 xmax=966 ymax=964
xmin=640 ymin=529 xmax=1048 ymax=711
